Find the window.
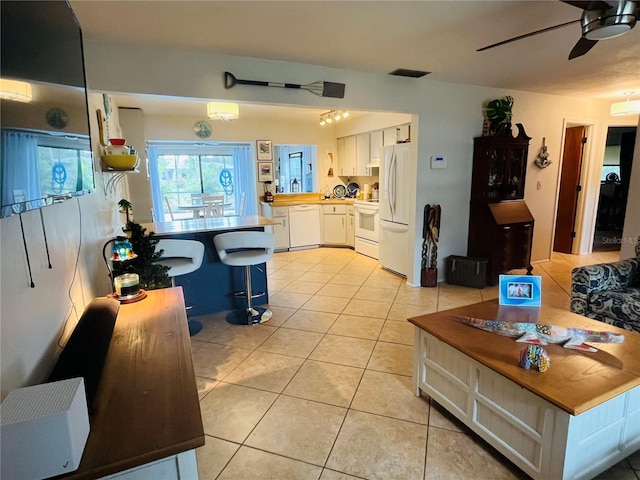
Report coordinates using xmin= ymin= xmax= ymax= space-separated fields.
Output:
xmin=273 ymin=145 xmax=316 ymax=193
xmin=148 ymin=142 xmax=256 ymax=221
xmin=37 ymin=136 xmax=93 ymax=198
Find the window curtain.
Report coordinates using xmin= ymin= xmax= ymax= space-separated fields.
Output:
xmin=147 ymin=144 xmax=164 ymax=222
xmin=1 ymin=130 xmax=40 ymax=216
xmin=233 ymin=146 xmax=257 ymax=215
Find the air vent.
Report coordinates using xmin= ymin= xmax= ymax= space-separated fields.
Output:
xmin=389 ymin=69 xmax=430 ymax=78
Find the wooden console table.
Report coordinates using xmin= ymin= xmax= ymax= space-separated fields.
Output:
xmin=60 ymin=287 xmax=204 ymax=479
xmin=409 ymin=300 xmax=640 ymax=480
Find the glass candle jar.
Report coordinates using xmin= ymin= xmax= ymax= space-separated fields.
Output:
xmin=114 ymin=273 xmax=140 ymax=298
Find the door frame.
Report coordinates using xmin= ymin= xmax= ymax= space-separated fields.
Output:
xmin=552 ymin=119 xmax=597 ymax=255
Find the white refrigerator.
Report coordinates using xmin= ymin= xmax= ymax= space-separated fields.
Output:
xmin=379 ymin=144 xmax=411 ymax=276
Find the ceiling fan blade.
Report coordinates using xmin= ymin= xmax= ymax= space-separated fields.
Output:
xmin=477 ymin=19 xmax=579 ymax=52
xmin=562 ymin=1 xmax=613 ymax=10
xmin=568 ymin=37 xmax=598 ymax=58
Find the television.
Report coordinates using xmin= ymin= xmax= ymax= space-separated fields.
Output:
xmin=0 ymin=0 xmax=94 ymax=218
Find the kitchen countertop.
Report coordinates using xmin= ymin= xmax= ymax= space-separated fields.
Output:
xmin=140 ymin=215 xmax=276 ymax=236
xmin=263 ymin=193 xmax=355 ymax=207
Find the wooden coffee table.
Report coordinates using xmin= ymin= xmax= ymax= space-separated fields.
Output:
xmin=409 ymin=300 xmax=640 ymax=480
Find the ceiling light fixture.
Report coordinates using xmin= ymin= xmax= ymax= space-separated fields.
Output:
xmin=207 ymin=102 xmax=239 ymax=120
xmin=610 ymin=92 xmax=640 ymax=116
xmin=319 ymin=109 xmax=349 ymax=126
xmin=0 ymin=79 xmax=33 ymax=102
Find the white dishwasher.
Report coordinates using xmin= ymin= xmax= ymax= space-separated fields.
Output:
xmin=289 ymin=205 xmax=321 ymax=249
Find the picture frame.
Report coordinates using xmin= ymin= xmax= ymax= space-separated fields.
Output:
xmin=256 ymin=140 xmax=273 ymax=161
xmin=257 ymin=162 xmax=274 ymax=182
xmin=499 ymin=275 xmax=542 ymax=307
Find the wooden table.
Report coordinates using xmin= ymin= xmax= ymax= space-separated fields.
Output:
xmin=409 ymin=300 xmax=640 ymax=480
xmin=60 ymin=288 xmax=204 ymax=479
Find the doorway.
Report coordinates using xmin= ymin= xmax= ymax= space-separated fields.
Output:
xmin=592 ymin=127 xmax=636 ymax=251
xmin=554 ymin=125 xmax=586 ymax=254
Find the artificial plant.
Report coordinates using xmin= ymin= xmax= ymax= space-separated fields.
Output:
xmin=112 ymin=221 xmax=171 ymax=290
xmin=484 ymin=96 xmax=514 ymax=135
xmin=118 ymin=198 xmax=133 ymax=224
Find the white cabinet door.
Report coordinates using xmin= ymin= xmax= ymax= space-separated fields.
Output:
xmin=355 ymin=133 xmax=370 ymax=176
xmin=383 ymin=127 xmax=398 ymax=146
xmin=346 ymin=207 xmax=355 ymax=247
xmin=340 ymin=136 xmax=356 ymax=176
xmin=369 ymin=130 xmax=383 ymax=164
xmin=322 ymin=204 xmax=346 ymax=245
xmin=323 ymin=214 xmax=346 ymax=244
xmin=337 ymin=138 xmax=345 ymax=176
xmin=273 ymin=215 xmax=290 ymax=250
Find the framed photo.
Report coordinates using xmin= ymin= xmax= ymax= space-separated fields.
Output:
xmin=256 ymin=140 xmax=273 ymax=160
xmin=499 ymin=275 xmax=542 ymax=307
xmin=258 ymin=162 xmax=274 ymax=182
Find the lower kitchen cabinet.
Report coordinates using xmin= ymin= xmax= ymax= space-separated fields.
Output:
xmin=289 ymin=204 xmax=322 ymax=248
xmin=322 ymin=204 xmax=347 ymax=245
xmin=272 ymin=206 xmax=290 ymax=251
xmin=346 ymin=205 xmax=354 ymax=247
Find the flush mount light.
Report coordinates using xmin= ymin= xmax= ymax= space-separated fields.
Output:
xmin=319 ymin=109 xmax=349 ymax=126
xmin=207 ymin=102 xmax=239 ymax=120
xmin=610 ymin=92 xmax=640 ymax=116
xmin=0 ymin=79 xmax=32 ymax=102
xmin=389 ymin=69 xmax=430 ymax=78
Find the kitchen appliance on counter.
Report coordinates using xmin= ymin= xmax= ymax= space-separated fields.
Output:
xmin=354 ymin=200 xmax=379 ymax=259
xmin=379 ymin=144 xmax=411 ymax=275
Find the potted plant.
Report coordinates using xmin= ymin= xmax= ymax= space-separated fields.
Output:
xmin=118 ymin=198 xmax=133 ymax=225
xmin=483 ymin=96 xmax=514 ymax=136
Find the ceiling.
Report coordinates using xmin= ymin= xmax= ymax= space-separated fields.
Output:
xmin=70 ymin=0 xmax=640 ymax=120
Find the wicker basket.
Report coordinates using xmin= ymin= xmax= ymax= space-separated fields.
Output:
xmin=445 ymin=255 xmax=488 ymax=289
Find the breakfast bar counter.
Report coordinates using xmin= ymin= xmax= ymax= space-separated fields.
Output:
xmin=140 ymin=216 xmax=276 ymax=316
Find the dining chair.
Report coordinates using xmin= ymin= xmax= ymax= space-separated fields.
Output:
xmin=203 ymin=195 xmax=225 ymax=218
xmin=190 ymin=193 xmax=204 ymax=205
xmin=164 ymin=196 xmax=175 ymax=221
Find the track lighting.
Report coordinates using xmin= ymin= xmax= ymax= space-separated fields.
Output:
xmin=319 ymin=109 xmax=349 ymax=126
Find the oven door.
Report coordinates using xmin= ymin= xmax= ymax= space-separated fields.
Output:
xmin=354 ymin=202 xmax=379 ymax=242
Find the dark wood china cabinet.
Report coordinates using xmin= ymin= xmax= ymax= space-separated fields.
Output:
xmin=467 ymin=123 xmax=534 ymax=285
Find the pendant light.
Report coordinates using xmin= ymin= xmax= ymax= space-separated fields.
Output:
xmin=610 ymin=92 xmax=640 ymax=116
xmin=207 ymin=102 xmax=239 ymax=120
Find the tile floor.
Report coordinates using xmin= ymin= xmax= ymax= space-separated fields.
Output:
xmin=190 ymin=247 xmax=640 ymax=480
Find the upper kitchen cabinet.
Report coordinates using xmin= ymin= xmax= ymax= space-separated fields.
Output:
xmin=470 ymin=123 xmax=530 ymax=202
xmin=355 ymin=134 xmax=370 ymax=175
xmin=369 ymin=130 xmax=383 ymax=166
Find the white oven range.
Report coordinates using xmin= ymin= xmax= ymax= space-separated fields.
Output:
xmin=354 ymin=200 xmax=379 ymax=259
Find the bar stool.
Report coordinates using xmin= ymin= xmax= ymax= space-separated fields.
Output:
xmin=156 ymin=239 xmax=205 ymax=336
xmin=213 ymin=231 xmax=274 ymax=325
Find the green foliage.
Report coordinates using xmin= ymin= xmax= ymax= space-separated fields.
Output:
xmin=484 ymin=96 xmax=514 ymax=125
xmin=113 ymin=221 xmax=171 ymax=290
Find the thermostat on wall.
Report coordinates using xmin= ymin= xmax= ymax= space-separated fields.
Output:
xmin=430 ymin=155 xmax=447 ymax=169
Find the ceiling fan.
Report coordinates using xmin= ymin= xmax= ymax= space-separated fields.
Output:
xmin=477 ymin=0 xmax=638 ymax=59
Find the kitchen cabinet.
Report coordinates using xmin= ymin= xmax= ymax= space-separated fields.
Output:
xmin=339 ymin=136 xmax=356 ymax=176
xmin=322 ymin=204 xmax=347 ymax=245
xmin=467 ymin=124 xmax=534 ymax=284
xmin=369 ymin=131 xmax=383 ymax=166
xmin=346 ymin=205 xmax=355 ymax=247
xmin=272 ymin=206 xmax=290 ymax=251
xmin=356 ymin=133 xmax=370 ymax=176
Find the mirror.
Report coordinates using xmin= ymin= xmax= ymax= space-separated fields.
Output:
xmin=1 ymin=0 xmax=94 ymax=218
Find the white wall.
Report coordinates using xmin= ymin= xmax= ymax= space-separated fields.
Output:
xmin=2 ymin=39 xmax=637 ymax=398
xmin=1 ymin=94 xmax=128 ymax=399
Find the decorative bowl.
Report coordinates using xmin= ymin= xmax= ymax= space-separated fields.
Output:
xmin=103 ymin=154 xmax=137 ymax=170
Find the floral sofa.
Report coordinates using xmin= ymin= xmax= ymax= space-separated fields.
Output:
xmin=571 ymin=243 xmax=640 ymax=333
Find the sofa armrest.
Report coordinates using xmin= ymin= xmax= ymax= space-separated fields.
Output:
xmin=47 ymin=297 xmax=120 ymax=407
xmin=571 ymin=258 xmax=639 ymax=315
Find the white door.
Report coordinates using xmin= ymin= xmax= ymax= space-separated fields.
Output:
xmin=379 ymin=219 xmax=408 ymax=276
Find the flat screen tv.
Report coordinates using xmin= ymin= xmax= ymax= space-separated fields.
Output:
xmin=1 ymin=0 xmax=94 ymax=218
